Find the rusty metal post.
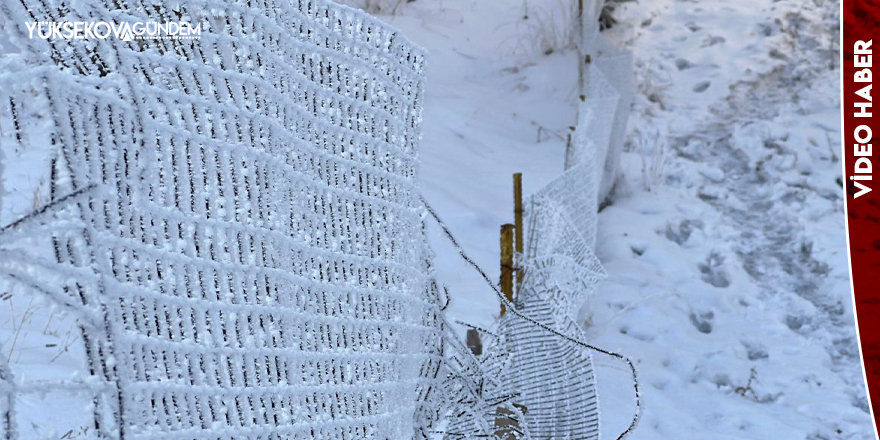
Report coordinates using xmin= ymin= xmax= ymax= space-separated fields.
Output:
xmin=513 ymin=173 xmax=524 ymax=292
xmin=499 ymin=224 xmax=514 ymax=317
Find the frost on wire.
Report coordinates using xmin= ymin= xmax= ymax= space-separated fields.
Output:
xmin=0 ymin=0 xmax=457 ymax=438
xmin=0 ymin=0 xmax=636 ymax=439
xmin=476 ymin=24 xmax=635 ymax=440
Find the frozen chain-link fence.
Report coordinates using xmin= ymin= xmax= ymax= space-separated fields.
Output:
xmin=0 ymin=0 xmax=637 ymax=438
xmin=473 ymin=4 xmax=639 ymax=439
xmin=0 ymin=0 xmax=475 ymax=438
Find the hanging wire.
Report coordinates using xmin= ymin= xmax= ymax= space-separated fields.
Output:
xmin=422 ymin=195 xmax=641 ymax=440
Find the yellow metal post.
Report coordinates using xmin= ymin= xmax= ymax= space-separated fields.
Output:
xmin=499 ymin=224 xmax=514 ymax=317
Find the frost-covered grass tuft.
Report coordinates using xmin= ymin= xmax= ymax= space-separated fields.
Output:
xmin=505 ymin=0 xmax=577 ymax=56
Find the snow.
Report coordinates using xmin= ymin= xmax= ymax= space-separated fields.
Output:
xmin=1 ymin=2 xmax=445 ymax=438
xmin=382 ymin=0 xmax=577 ymax=339
xmin=383 ymin=0 xmax=872 ymax=438
xmin=0 ymin=0 xmax=872 ymax=438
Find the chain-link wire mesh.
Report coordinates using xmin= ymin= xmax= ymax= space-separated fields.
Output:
xmin=0 ymin=0 xmax=636 ymax=438
xmin=0 ymin=0 xmax=455 ymax=438
xmin=476 ymin=11 xmax=637 ymax=440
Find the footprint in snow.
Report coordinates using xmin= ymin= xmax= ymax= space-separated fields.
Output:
xmin=741 ymin=340 xmax=769 ymax=360
xmin=675 ymin=58 xmax=693 ymax=70
xmin=699 ymin=252 xmax=730 ymax=288
xmin=702 ymin=35 xmax=726 ymax=47
xmin=693 ymin=80 xmax=711 ymax=93
xmin=664 ymin=219 xmax=703 ymax=246
xmin=689 ymin=310 xmax=714 ymax=334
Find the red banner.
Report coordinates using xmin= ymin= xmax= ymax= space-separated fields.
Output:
xmin=844 ymin=0 xmax=880 ymax=435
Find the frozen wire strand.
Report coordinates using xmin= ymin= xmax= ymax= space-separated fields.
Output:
xmin=441 ymin=284 xmax=451 ymax=311
xmin=435 ymin=426 xmax=526 ymax=439
xmin=422 ymin=195 xmax=641 ymax=440
xmin=483 ymin=392 xmax=523 ymax=408
xmin=430 ymin=392 xmax=526 ymax=438
xmin=454 ymin=320 xmax=499 ymax=338
xmin=0 ymin=378 xmax=114 ymax=394
xmin=0 ymin=183 xmax=98 ymax=236
xmin=0 ymin=265 xmax=100 ymax=326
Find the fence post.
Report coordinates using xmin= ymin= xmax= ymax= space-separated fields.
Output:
xmin=577 ymin=0 xmax=585 ymax=100
xmin=499 ymin=224 xmax=515 ymax=317
xmin=513 ymin=173 xmax=524 ymax=293
xmin=466 ymin=329 xmax=483 ymax=356
xmin=564 ymin=130 xmax=574 ymax=171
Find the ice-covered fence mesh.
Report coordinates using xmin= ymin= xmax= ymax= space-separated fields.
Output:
xmin=499 ymin=296 xmax=599 ymax=440
xmin=484 ymin=196 xmax=606 ymax=440
xmin=438 ymin=323 xmax=531 ymax=440
xmin=593 ymin=52 xmax=633 ymax=200
xmin=551 ymin=60 xmax=620 ymax=250
xmin=0 ymin=0 xmax=461 ymax=438
xmin=0 ymin=0 xmax=637 ymax=438
xmin=478 ymin=8 xmax=636 ymax=439
xmin=559 ymin=54 xmax=633 ymax=229
xmin=523 ymin=201 xmax=607 ymax=321
xmin=576 ymin=4 xmax=634 ymax=203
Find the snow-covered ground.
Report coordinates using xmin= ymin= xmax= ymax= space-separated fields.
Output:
xmin=386 ymin=0 xmax=873 ymax=438
xmin=383 ymin=1 xmax=577 ymax=334
xmin=0 ymin=0 xmax=873 ymax=438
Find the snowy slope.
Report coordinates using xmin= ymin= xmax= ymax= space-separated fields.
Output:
xmin=382 ymin=1 xmax=579 ymax=334
xmin=384 ymin=0 xmax=873 ymax=438
xmin=592 ymin=0 xmax=872 ymax=438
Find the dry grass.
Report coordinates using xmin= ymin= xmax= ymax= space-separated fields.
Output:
xmin=502 ymin=0 xmax=578 ymax=56
xmin=2 ymin=289 xmax=79 ymax=364
xmin=640 ymin=130 xmax=666 ymax=192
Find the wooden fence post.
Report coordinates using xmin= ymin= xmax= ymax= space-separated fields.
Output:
xmin=513 ymin=173 xmax=524 ymax=292
xmin=499 ymin=224 xmax=515 ymax=317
